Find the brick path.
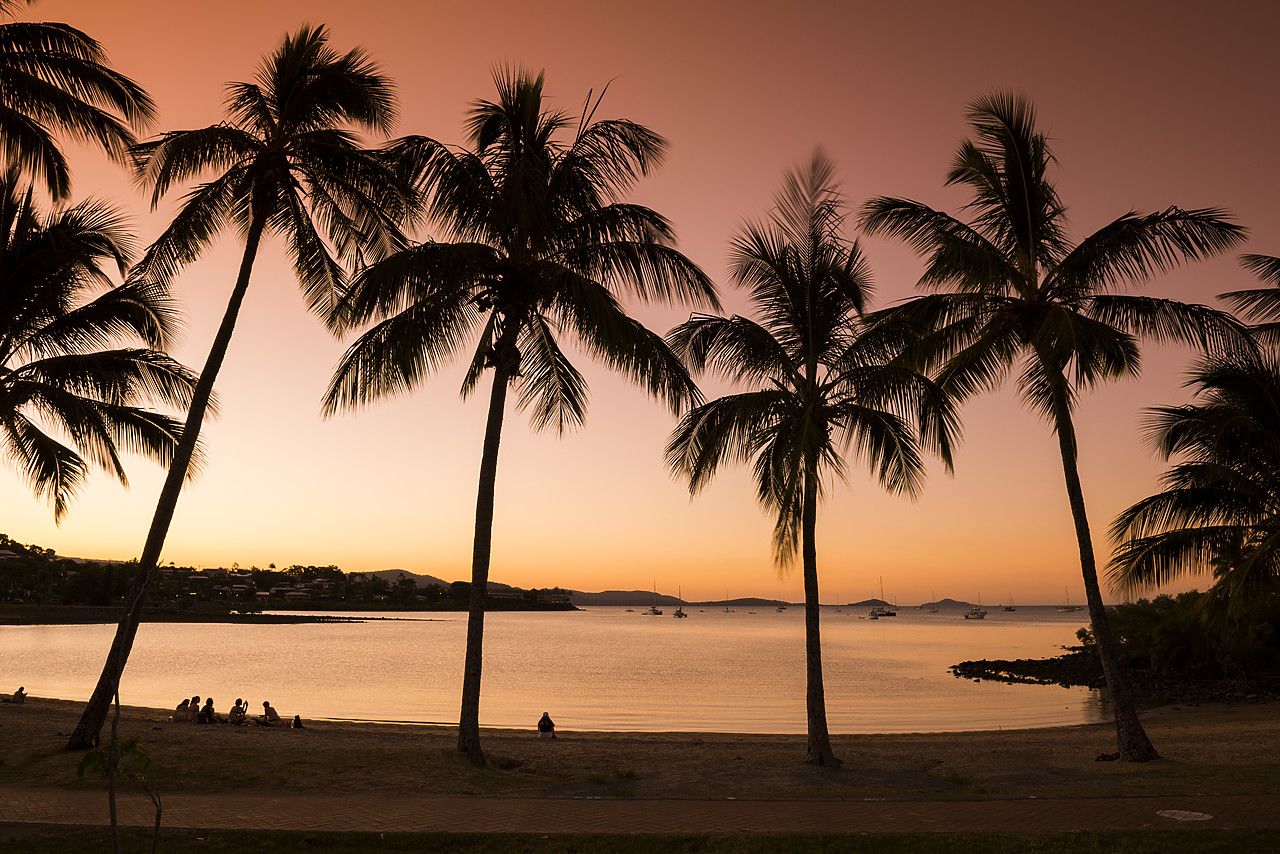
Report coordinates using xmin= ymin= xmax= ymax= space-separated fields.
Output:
xmin=3 ymin=788 xmax=1279 ymax=834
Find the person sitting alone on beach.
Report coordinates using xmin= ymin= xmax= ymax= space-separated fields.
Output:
xmin=227 ymin=699 xmax=246 ymax=725
xmin=261 ymin=700 xmax=283 ymax=727
xmin=187 ymin=696 xmax=200 ymax=723
xmin=291 ymin=714 xmax=304 ymax=729
xmin=537 ymin=711 xmax=556 ymax=739
xmin=2 ymin=686 xmax=25 ymax=704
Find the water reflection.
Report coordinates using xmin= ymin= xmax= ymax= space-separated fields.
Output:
xmin=2 ymin=606 xmax=1106 ymax=734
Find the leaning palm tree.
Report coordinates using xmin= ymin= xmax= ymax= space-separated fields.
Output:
xmin=66 ymin=24 xmax=404 ymax=750
xmin=666 ymin=151 xmax=956 ymax=766
xmin=0 ymin=167 xmax=196 ymax=520
xmin=860 ymin=92 xmax=1247 ymax=761
xmin=324 ymin=68 xmax=718 ymax=764
xmin=0 ymin=0 xmax=155 ymax=199
xmin=1109 ymin=351 xmax=1280 ymax=623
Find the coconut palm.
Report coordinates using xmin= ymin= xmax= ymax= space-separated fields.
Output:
xmin=1218 ymin=254 xmax=1280 ymax=344
xmin=65 ymin=24 xmax=404 ymax=750
xmin=1109 ymin=351 xmax=1280 ymax=623
xmin=0 ymin=167 xmax=195 ymax=519
xmin=860 ymin=92 xmax=1247 ymax=761
xmin=0 ymin=0 xmax=154 ymax=199
xmin=666 ymin=151 xmax=956 ymax=766
xmin=324 ymin=68 xmax=718 ymax=764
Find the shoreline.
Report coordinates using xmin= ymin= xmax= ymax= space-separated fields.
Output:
xmin=3 ymin=696 xmax=1276 ymax=802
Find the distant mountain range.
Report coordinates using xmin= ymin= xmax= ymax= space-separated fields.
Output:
xmin=368 ymin=572 xmax=998 ymax=609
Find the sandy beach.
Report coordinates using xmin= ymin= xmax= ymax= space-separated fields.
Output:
xmin=2 ymin=697 xmax=1276 ymax=801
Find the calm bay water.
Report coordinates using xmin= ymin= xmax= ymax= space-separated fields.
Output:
xmin=2 ymin=605 xmax=1106 ymax=734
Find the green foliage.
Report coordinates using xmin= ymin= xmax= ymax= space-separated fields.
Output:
xmin=76 ymin=732 xmax=153 ymax=784
xmin=1077 ymin=592 xmax=1280 ymax=679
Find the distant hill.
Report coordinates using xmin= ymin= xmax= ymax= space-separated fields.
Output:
xmin=368 ymin=569 xmax=528 ymax=595
xmin=569 ymin=590 xmax=791 ymax=607
xmin=369 ymin=569 xmax=450 ymax=588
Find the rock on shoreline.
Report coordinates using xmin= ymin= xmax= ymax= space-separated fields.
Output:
xmin=951 ymin=650 xmax=1280 ymax=705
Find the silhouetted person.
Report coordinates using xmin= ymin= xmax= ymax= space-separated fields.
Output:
xmin=537 ymin=711 xmax=556 ymax=739
xmin=261 ymin=700 xmax=282 ymax=727
xmin=2 ymin=686 xmax=25 ymax=704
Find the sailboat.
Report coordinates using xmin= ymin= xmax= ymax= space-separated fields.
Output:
xmin=1057 ymin=588 xmax=1082 ymax=612
xmin=1003 ymin=594 xmax=1016 ymax=612
xmin=673 ymin=586 xmax=688 ymax=618
xmin=964 ymin=594 xmax=988 ymax=620
xmin=722 ymin=591 xmax=735 ymax=614
xmin=869 ymin=577 xmax=896 ymax=617
xmin=644 ymin=582 xmax=663 ymax=615
xmin=924 ymin=591 xmax=940 ymax=614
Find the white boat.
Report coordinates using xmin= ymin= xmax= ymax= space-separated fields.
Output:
xmin=1003 ymin=594 xmax=1016 ymax=612
xmin=1057 ymin=588 xmax=1082 ymax=612
xmin=964 ymin=595 xmax=987 ymax=619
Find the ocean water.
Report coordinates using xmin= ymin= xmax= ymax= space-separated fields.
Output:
xmin=1 ymin=605 xmax=1106 ymax=734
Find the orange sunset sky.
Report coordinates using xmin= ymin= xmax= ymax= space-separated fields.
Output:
xmin=3 ymin=0 xmax=1278 ymax=605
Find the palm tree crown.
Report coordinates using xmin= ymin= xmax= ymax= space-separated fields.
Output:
xmin=667 ymin=151 xmax=956 ymax=765
xmin=327 ymin=68 xmax=716 ymax=423
xmin=0 ymin=168 xmax=196 ymax=520
xmin=1109 ymin=352 xmax=1280 ymax=623
xmin=325 ymin=68 xmax=718 ymax=765
xmin=0 ymin=1 xmax=155 ymax=199
xmin=132 ymin=23 xmax=402 ymax=317
xmin=860 ymin=92 xmax=1247 ymax=761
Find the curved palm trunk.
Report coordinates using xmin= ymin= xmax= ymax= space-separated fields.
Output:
xmin=1049 ymin=384 xmax=1158 ymax=761
xmin=457 ymin=330 xmax=518 ymax=765
xmin=802 ymin=459 xmax=840 ymax=766
xmin=65 ymin=213 xmax=269 ymax=750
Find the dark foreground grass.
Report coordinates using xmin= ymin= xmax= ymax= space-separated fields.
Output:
xmin=3 ymin=826 xmax=1279 ymax=853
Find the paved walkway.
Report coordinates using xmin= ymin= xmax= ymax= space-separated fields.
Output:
xmin=4 ymin=788 xmax=1279 ymax=834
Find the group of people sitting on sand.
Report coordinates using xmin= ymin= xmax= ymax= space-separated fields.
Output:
xmin=171 ymin=696 xmax=303 ymax=728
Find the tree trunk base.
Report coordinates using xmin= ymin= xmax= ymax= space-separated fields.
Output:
xmin=805 ymin=746 xmax=843 ymax=767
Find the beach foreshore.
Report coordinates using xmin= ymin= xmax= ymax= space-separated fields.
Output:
xmin=2 ymin=697 xmax=1276 ymax=802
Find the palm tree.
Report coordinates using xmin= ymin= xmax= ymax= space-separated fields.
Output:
xmin=860 ymin=92 xmax=1247 ymax=761
xmin=1109 ymin=351 xmax=1280 ymax=622
xmin=65 ymin=24 xmax=404 ymax=750
xmin=1219 ymin=254 xmax=1280 ymax=344
xmin=324 ymin=68 xmax=718 ymax=764
xmin=0 ymin=167 xmax=196 ymax=519
xmin=0 ymin=0 xmax=155 ymax=199
xmin=665 ymin=151 xmax=956 ymax=766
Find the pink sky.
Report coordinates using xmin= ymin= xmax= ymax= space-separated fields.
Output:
xmin=4 ymin=0 xmax=1278 ymax=604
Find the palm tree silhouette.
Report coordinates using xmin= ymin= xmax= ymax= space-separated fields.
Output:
xmin=0 ymin=168 xmax=196 ymax=520
xmin=666 ymin=151 xmax=956 ymax=766
xmin=0 ymin=0 xmax=154 ymax=198
xmin=860 ymin=92 xmax=1247 ymax=761
xmin=1220 ymin=254 xmax=1280 ymax=343
xmin=66 ymin=24 xmax=404 ymax=750
xmin=1109 ymin=350 xmax=1280 ymax=623
xmin=324 ymin=68 xmax=718 ymax=764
